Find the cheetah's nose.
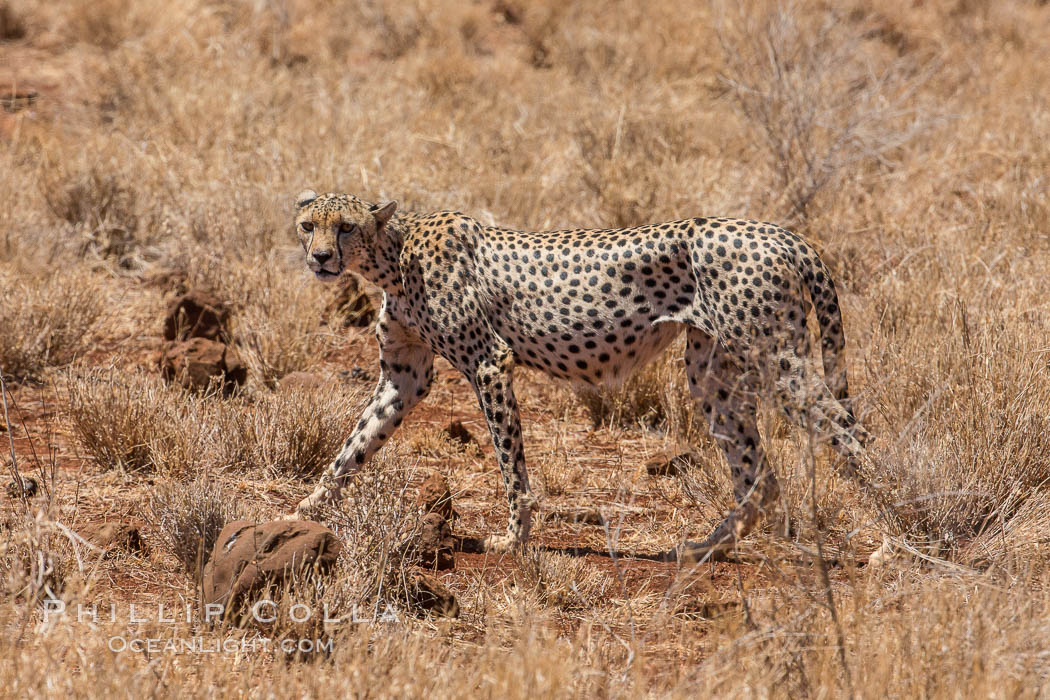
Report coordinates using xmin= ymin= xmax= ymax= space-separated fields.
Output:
xmin=312 ymin=250 xmax=333 ymax=264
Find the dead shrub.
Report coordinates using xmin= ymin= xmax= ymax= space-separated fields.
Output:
xmin=369 ymin=3 xmax=428 ymax=60
xmin=67 ymin=370 xmax=212 ymax=474
xmin=416 ymin=47 xmax=479 ymax=99
xmin=314 ymin=454 xmax=422 ymax=617
xmin=0 ymin=516 xmax=79 ymax=610
xmin=234 ymin=269 xmax=346 ymax=389
xmin=714 ymin=0 xmax=936 ymax=225
xmin=149 ymin=477 xmax=240 ymax=578
xmin=0 ymin=272 xmax=106 ymax=380
xmin=63 ymin=0 xmax=149 ymax=50
xmin=39 ymin=159 xmax=140 ymax=264
xmin=216 ymin=384 xmax=363 ymax=477
xmin=515 ymin=549 xmax=609 ymax=611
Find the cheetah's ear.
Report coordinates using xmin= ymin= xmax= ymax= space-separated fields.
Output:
xmin=295 ymin=189 xmax=318 ymax=209
xmin=370 ymin=200 xmax=397 ymax=228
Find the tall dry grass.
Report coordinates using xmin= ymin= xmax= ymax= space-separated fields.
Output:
xmin=0 ymin=272 xmax=106 ymax=380
xmin=1 ymin=0 xmax=1049 ymax=695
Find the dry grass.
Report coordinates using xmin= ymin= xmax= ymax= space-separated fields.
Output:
xmin=2 ymin=0 xmax=1050 ymax=695
xmin=149 ymin=477 xmax=239 ymax=578
xmin=714 ymin=1 xmax=939 ymax=226
xmin=0 ymin=514 xmax=72 ymax=608
xmin=233 ymin=272 xmax=349 ymax=389
xmin=0 ymin=272 xmax=106 ymax=380
xmin=68 ymin=369 xmax=365 ymax=478
xmin=216 ymin=383 xmax=366 ymax=476
xmin=514 ymin=548 xmax=612 ymax=611
xmin=318 ymin=453 xmax=425 ymax=614
xmin=576 ymin=337 xmax=706 ymax=441
xmin=67 ymin=370 xmax=212 ymax=474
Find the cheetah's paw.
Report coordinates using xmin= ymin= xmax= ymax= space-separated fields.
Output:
xmin=481 ymin=533 xmax=522 ymax=554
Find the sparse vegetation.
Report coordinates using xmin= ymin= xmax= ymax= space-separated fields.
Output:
xmin=0 ymin=515 xmax=70 ymax=608
xmin=515 ymin=548 xmax=610 ymax=610
xmin=216 ymin=383 xmax=365 ymax=476
xmin=234 ymin=274 xmax=348 ymax=388
xmin=320 ymin=454 xmax=424 ymax=612
xmin=1 ymin=0 xmax=1050 ymax=695
xmin=0 ymin=273 xmax=106 ymax=380
xmin=67 ymin=370 xmax=212 ymax=474
xmin=714 ymin=1 xmax=938 ymax=226
xmin=149 ymin=477 xmax=240 ymax=577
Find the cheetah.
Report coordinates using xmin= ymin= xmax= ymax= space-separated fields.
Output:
xmin=287 ymin=190 xmax=892 ymax=563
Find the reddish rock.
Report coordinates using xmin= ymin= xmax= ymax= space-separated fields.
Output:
xmin=443 ymin=420 xmax=479 ymax=450
xmin=646 ymin=451 xmax=704 ymax=477
xmin=163 ymin=291 xmax=231 ymax=341
xmin=417 ymin=471 xmax=456 ymax=521
xmin=397 ymin=511 xmax=456 ymax=572
xmin=401 ymin=572 xmax=459 ymax=617
xmin=202 ymin=520 xmax=342 ymax=610
xmin=278 ymin=372 xmax=326 ymax=393
xmin=161 ymin=337 xmax=246 ymax=394
xmin=79 ymin=520 xmax=147 ymax=556
xmin=417 ymin=513 xmax=456 ymax=571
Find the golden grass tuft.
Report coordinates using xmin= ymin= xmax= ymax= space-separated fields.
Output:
xmin=67 ymin=370 xmax=211 ymax=474
xmin=0 ymin=273 xmax=107 ymax=380
xmin=215 ymin=383 xmax=366 ymax=477
xmin=149 ymin=477 xmax=240 ymax=577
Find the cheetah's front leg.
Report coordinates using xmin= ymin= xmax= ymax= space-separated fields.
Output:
xmin=470 ymin=349 xmax=537 ymax=553
xmin=289 ymin=323 xmax=434 ymax=517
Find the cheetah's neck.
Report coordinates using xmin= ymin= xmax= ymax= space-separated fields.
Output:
xmin=352 ymin=214 xmax=409 ymax=298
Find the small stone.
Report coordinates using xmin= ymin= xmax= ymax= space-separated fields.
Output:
xmin=163 ymin=291 xmax=230 ymax=342
xmin=161 ymin=338 xmax=246 ymax=394
xmin=79 ymin=521 xmax=147 ymax=556
xmin=443 ymin=420 xmax=478 ymax=450
xmin=417 ymin=471 xmax=456 ymax=520
xmin=646 ymin=451 xmax=704 ymax=477
xmin=401 ymin=572 xmax=459 ymax=617
xmin=202 ymin=520 xmax=342 ymax=611
xmin=278 ymin=372 xmax=325 ymax=393
xmin=5 ymin=475 xmax=38 ymax=498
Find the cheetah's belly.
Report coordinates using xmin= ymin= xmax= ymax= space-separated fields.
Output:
xmin=490 ymin=304 xmax=684 ymax=387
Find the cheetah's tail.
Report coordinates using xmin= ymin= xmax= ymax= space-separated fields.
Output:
xmin=800 ymin=251 xmax=851 ymax=406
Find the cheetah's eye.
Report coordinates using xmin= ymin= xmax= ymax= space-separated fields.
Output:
xmin=300 ymin=221 xmax=314 ymax=232
xmin=339 ymin=222 xmax=355 ymax=234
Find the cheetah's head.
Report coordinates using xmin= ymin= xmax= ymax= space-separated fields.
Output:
xmin=293 ymin=189 xmax=397 ymax=280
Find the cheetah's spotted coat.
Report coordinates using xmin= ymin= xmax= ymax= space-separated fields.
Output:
xmin=289 ymin=190 xmax=879 ymax=561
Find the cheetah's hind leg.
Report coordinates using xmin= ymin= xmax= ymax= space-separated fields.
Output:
xmin=676 ymin=329 xmax=780 ymax=564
